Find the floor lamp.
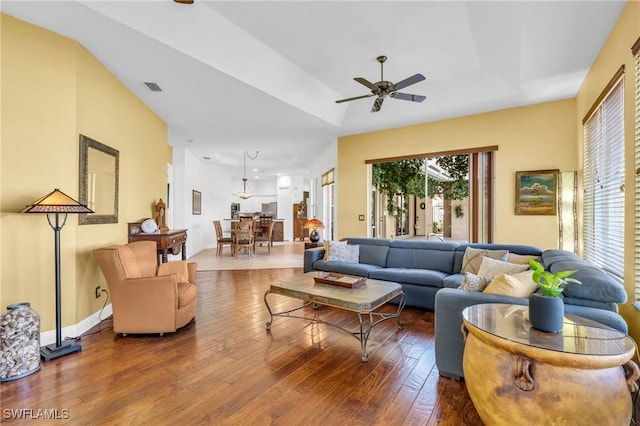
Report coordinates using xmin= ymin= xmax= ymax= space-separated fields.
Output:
xmin=22 ymin=188 xmax=93 ymax=361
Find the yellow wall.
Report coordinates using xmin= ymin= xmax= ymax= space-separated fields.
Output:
xmin=576 ymin=1 xmax=639 ymax=348
xmin=0 ymin=14 xmax=169 ymax=332
xmin=337 ymin=98 xmax=577 ymax=249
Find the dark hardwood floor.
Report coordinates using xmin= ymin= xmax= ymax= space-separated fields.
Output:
xmin=1 ymin=269 xmax=482 ymax=425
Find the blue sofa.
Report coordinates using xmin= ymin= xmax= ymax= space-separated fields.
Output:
xmin=303 ymin=238 xmax=628 ymax=380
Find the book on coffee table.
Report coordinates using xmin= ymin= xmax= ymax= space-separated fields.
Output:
xmin=313 ymin=272 xmax=366 ymax=288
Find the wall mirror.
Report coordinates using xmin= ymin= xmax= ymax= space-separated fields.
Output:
xmin=79 ymin=134 xmax=119 ymax=224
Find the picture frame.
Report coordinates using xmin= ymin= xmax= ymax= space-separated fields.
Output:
xmin=515 ymin=170 xmax=559 ymax=215
xmin=192 ymin=190 xmax=201 ymax=215
xmin=78 ymin=134 xmax=119 ymax=225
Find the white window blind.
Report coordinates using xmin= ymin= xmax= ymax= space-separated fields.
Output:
xmin=583 ymin=69 xmax=625 ymax=279
xmin=633 ymin=38 xmax=640 ymax=304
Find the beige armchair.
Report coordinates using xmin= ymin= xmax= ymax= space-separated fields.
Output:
xmin=93 ymin=241 xmax=197 ymax=335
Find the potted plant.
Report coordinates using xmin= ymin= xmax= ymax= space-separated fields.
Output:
xmin=527 ymin=259 xmax=581 ymax=333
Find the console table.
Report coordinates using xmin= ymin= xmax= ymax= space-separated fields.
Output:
xmin=128 ymin=220 xmax=187 ymax=264
xmin=462 ymin=303 xmax=638 ymax=425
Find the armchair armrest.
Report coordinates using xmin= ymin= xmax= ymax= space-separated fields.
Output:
xmin=187 ymin=262 xmax=197 ymax=285
xmin=157 ymin=261 xmax=189 ymax=283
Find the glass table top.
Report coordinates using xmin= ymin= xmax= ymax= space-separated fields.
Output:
xmin=462 ymin=303 xmax=635 ymax=356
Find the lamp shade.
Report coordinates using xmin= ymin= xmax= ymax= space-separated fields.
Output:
xmin=21 ymin=188 xmax=93 ymax=214
xmin=304 ymin=218 xmax=325 ymax=229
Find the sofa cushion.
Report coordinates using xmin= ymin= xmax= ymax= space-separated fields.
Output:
xmin=550 ymin=262 xmax=627 ymax=304
xmin=484 ymin=270 xmax=537 ymax=297
xmin=541 ymin=250 xmax=627 ymax=304
xmin=458 ymin=272 xmax=491 ymax=292
xmin=541 ymin=249 xmax=581 ymax=267
xmin=340 ymin=237 xmax=390 ymax=267
xmin=443 ymin=274 xmax=464 ymax=288
xmin=369 ymin=267 xmax=448 ymax=288
xmin=386 ymin=240 xmax=458 ymax=274
xmin=312 ymin=259 xmax=382 ymax=277
xmin=477 ymin=257 xmax=530 ymax=278
xmin=358 ymin=244 xmax=389 ymax=267
xmin=460 ymin=247 xmax=508 ymax=274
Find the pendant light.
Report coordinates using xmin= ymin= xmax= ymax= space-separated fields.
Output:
xmin=238 ymin=151 xmax=258 ymax=200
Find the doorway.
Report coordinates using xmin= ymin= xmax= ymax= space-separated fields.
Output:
xmin=368 ymin=147 xmax=496 ymax=243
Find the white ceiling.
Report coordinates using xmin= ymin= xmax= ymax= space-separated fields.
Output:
xmin=1 ymin=0 xmax=626 ymax=178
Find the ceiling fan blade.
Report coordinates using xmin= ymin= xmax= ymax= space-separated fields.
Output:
xmin=390 ymin=92 xmax=426 ymax=103
xmin=393 ymin=73 xmax=425 ymax=91
xmin=371 ymin=96 xmax=384 ymax=113
xmin=354 ymin=77 xmax=379 ymax=92
xmin=335 ymin=94 xmax=375 ymax=104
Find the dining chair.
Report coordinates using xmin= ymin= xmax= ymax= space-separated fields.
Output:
xmin=213 ymin=220 xmax=233 ymax=256
xmin=232 ymin=220 xmax=255 ymax=258
xmin=254 ymin=220 xmax=275 ymax=254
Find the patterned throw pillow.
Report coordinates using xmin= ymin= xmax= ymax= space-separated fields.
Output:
xmin=458 ymin=272 xmax=492 ymax=292
xmin=484 ymin=270 xmax=538 ymax=297
xmin=323 ymin=239 xmax=346 ymax=261
xmin=327 ymin=241 xmax=360 ymax=263
xmin=460 ymin=247 xmax=509 ymax=274
xmin=477 ymin=257 xmax=530 ymax=279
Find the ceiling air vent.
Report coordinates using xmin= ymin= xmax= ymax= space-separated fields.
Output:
xmin=144 ymin=82 xmax=162 ymax=92
xmin=202 ymin=156 xmax=211 ymax=160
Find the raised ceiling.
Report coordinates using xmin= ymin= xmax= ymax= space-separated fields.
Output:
xmin=2 ymin=1 xmax=626 ymax=177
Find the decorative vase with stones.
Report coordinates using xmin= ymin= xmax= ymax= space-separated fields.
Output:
xmin=0 ymin=302 xmax=41 ymax=381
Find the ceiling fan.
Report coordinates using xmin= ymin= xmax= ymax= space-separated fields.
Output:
xmin=335 ymin=55 xmax=426 ymax=112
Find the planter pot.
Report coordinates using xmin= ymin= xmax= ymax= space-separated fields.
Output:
xmin=529 ymin=293 xmax=564 ymax=333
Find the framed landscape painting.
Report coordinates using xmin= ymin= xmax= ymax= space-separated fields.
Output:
xmin=515 ymin=170 xmax=558 ymax=215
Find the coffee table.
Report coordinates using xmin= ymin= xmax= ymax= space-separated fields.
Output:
xmin=264 ymin=272 xmax=406 ymax=361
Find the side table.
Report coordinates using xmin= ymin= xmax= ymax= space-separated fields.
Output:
xmin=462 ymin=303 xmax=639 ymax=426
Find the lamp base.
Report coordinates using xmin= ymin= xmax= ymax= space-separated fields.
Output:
xmin=309 ymin=230 xmax=320 ymax=243
xmin=40 ymin=340 xmax=82 ymax=361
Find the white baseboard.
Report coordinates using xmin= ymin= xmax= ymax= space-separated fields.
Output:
xmin=40 ymin=304 xmax=113 ymax=346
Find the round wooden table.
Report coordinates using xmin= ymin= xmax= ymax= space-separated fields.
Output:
xmin=462 ymin=303 xmax=639 ymax=426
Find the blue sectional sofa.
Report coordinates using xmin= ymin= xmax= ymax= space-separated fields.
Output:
xmin=303 ymin=238 xmax=628 ymax=380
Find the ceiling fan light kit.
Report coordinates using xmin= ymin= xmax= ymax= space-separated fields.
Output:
xmin=336 ymin=55 xmax=426 ymax=112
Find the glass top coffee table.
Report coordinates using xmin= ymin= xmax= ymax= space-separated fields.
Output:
xmin=462 ymin=303 xmax=636 ymax=356
xmin=461 ymin=303 xmax=639 ymax=425
xmin=264 ymin=272 xmax=406 ymax=361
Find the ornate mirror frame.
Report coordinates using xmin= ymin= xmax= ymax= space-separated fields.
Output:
xmin=79 ymin=134 xmax=119 ymax=224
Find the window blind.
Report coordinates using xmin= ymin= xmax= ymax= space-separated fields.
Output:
xmin=583 ymin=71 xmax=625 ymax=280
xmin=633 ymin=39 xmax=640 ymax=304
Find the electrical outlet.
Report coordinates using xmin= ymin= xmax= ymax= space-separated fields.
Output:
xmin=95 ymin=286 xmax=101 ymax=299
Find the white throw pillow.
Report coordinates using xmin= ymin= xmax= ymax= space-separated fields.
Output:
xmin=484 ymin=270 xmax=538 ymax=297
xmin=327 ymin=241 xmax=359 ymax=263
xmin=477 ymin=256 xmax=530 ymax=279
